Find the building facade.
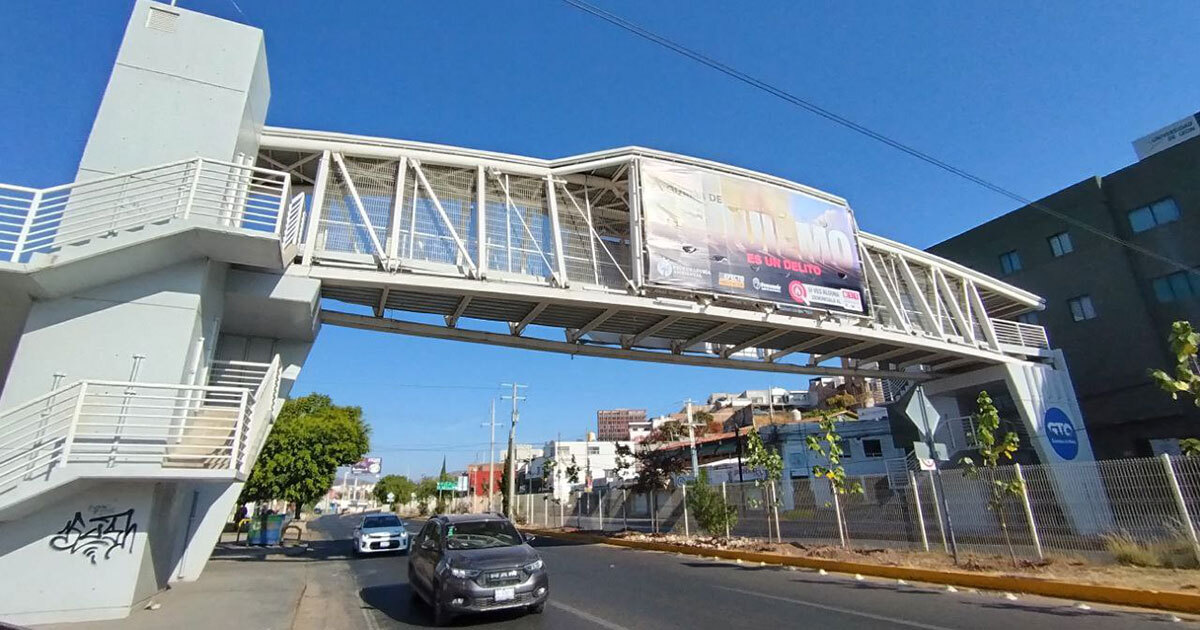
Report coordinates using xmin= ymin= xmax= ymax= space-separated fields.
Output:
xmin=597 ymin=408 xmax=646 ymax=441
xmin=929 ymin=132 xmax=1200 ymax=458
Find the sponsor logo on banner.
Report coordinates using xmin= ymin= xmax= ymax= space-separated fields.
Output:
xmin=752 ymin=277 xmax=782 ymax=293
xmin=788 ymin=281 xmax=808 ymax=304
xmin=718 ymin=272 xmax=745 ymax=289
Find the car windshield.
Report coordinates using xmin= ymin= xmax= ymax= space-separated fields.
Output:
xmin=362 ymin=515 xmax=401 ymax=528
xmin=444 ymin=520 xmax=523 ymax=550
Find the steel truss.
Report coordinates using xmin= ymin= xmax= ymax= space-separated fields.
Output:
xmin=260 ymin=127 xmax=1050 ymax=380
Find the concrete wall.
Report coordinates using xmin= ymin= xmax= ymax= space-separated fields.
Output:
xmin=75 ymin=0 xmax=269 ymax=182
xmin=0 ymin=480 xmax=156 ymax=625
xmin=0 ymin=260 xmax=225 ymax=409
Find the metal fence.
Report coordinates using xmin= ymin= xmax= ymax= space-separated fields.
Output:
xmin=508 ymin=455 xmax=1200 ymax=564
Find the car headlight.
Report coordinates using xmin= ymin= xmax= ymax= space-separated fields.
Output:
xmin=523 ymin=559 xmax=543 ymax=572
xmin=449 ymin=567 xmax=481 ymax=579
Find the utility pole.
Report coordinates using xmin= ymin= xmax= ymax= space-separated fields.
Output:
xmin=501 ymin=382 xmax=527 ymax=519
xmin=684 ymin=399 xmax=699 ymax=478
xmin=482 ymin=398 xmax=498 ymax=512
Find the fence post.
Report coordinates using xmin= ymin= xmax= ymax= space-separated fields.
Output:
xmin=543 ymin=496 xmax=548 ymax=528
xmin=928 ymin=470 xmax=948 ymax=553
xmin=11 ymin=190 xmax=42 ymax=262
xmin=682 ymin=484 xmax=690 ymax=538
xmin=908 ymin=471 xmax=929 ymax=552
xmin=1013 ymin=464 xmax=1043 ymax=560
xmin=1162 ymin=453 xmax=1200 ymax=564
xmin=599 ymin=489 xmax=604 ymax=531
xmin=771 ymin=480 xmax=782 ymax=543
xmin=622 ymin=488 xmax=628 ymax=531
xmin=559 ymin=498 xmax=564 ymax=528
xmin=831 ymin=482 xmax=847 ymax=548
xmin=722 ymin=482 xmax=730 ymax=539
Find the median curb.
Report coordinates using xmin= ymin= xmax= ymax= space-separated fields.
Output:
xmin=526 ymin=528 xmax=1200 ymax=615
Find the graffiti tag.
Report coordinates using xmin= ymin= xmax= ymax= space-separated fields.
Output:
xmin=49 ymin=508 xmax=138 ymax=564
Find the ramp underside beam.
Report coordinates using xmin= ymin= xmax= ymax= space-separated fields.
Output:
xmin=320 ymin=310 xmax=934 ymax=381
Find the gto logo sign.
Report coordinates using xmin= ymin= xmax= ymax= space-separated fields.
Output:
xmin=1043 ymin=407 xmax=1078 ymax=460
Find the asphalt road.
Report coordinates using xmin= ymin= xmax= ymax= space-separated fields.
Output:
xmin=312 ymin=514 xmax=1181 ymax=630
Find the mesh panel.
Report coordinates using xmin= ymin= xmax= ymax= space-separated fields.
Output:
xmin=554 ymin=182 xmax=632 ymax=289
xmin=403 ymin=164 xmax=477 ymax=266
xmin=319 ymin=157 xmax=395 ymax=255
xmin=485 ymin=173 xmax=554 ymax=279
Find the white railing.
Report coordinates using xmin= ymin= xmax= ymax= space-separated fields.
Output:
xmin=281 ymin=192 xmax=305 ymax=249
xmin=992 ymin=318 xmax=1050 ymax=349
xmin=0 ymin=359 xmax=282 ymax=494
xmin=0 ymin=158 xmax=292 ymax=263
xmin=239 ymin=355 xmax=282 ymax=475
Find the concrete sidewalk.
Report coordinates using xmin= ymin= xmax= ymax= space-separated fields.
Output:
xmin=36 ymin=529 xmax=364 ymax=630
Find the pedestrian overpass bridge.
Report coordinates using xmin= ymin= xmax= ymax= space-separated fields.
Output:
xmin=0 ymin=1 xmax=1099 ymax=624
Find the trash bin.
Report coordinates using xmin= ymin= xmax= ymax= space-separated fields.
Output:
xmin=246 ymin=514 xmax=289 ymax=545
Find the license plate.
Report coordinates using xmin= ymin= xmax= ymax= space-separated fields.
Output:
xmin=494 ymin=587 xmax=515 ymax=602
xmin=383 ymin=540 xmax=397 ymax=548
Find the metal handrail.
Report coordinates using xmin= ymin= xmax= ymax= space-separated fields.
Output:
xmin=0 ymin=158 xmax=291 ymax=263
xmin=0 ymin=365 xmax=280 ymax=494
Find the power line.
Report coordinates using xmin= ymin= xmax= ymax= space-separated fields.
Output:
xmin=559 ymin=0 xmax=1198 ymax=279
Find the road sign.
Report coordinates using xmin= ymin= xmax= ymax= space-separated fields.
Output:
xmin=436 ymin=481 xmax=457 ymax=491
xmin=918 ymin=457 xmax=937 ymax=471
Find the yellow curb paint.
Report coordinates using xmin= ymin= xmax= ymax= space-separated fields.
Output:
xmin=526 ymin=529 xmax=1200 ymax=615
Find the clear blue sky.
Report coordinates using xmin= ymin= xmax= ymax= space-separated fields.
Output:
xmin=3 ymin=1 xmax=1198 ymax=478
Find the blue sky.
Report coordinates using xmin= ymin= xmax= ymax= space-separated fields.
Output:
xmin=3 ymin=1 xmax=1199 ymax=477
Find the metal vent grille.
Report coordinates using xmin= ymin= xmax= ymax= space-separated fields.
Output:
xmin=146 ymin=6 xmax=179 ymax=33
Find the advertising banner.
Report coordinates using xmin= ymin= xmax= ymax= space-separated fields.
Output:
xmin=350 ymin=457 xmax=382 ymax=475
xmin=640 ymin=159 xmax=867 ymax=314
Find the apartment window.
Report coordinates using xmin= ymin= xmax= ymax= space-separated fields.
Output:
xmin=1068 ymin=295 xmax=1097 ymax=322
xmin=1016 ymin=312 xmax=1039 ymax=325
xmin=1152 ymin=271 xmax=1199 ymax=303
xmin=1128 ymin=198 xmax=1180 ymax=233
xmin=557 ymin=447 xmax=570 ymax=456
xmin=587 ymin=445 xmax=601 ymax=455
xmin=838 ymin=439 xmax=851 ymax=459
xmin=1047 ymin=231 xmax=1073 ymax=257
xmin=862 ymin=439 xmax=883 ymax=458
xmin=999 ymin=250 xmax=1022 ymax=275
xmin=788 ymin=452 xmax=805 ymax=468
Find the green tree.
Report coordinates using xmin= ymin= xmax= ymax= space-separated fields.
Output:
xmin=614 ymin=443 xmax=636 ymax=482
xmin=633 ymin=449 xmax=686 ymax=492
xmin=373 ymin=474 xmax=416 ymax=508
xmin=541 ymin=457 xmax=558 ymax=491
xmin=240 ymin=393 xmax=370 ymax=517
xmin=685 ymin=469 xmax=738 ymax=538
xmin=824 ymin=392 xmax=858 ymax=411
xmin=1150 ymin=322 xmax=1200 ymax=455
xmin=693 ymin=410 xmax=714 ymax=425
xmin=745 ymin=427 xmax=785 ymax=540
xmin=564 ymin=455 xmax=581 ymax=485
xmin=436 ymin=457 xmax=451 ymax=514
xmin=805 ymin=414 xmax=862 ymax=547
xmin=1151 ymin=321 xmax=1200 ymax=406
xmin=412 ymin=476 xmax=437 ymax=515
xmin=959 ymin=390 xmax=1022 ymax=566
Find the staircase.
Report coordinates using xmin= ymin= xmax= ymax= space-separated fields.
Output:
xmin=0 ymin=356 xmax=281 ymax=516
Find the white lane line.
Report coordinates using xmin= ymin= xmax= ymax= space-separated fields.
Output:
xmin=715 ymin=586 xmax=959 ymax=630
xmin=549 ymin=600 xmax=634 ymax=630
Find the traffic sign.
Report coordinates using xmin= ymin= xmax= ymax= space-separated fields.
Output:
xmin=1044 ymin=407 xmax=1079 ymax=460
xmin=436 ymin=481 xmax=457 ymax=491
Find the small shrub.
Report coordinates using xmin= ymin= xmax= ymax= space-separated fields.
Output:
xmin=686 ymin=469 xmax=738 ymax=538
xmin=1103 ymin=526 xmax=1199 ymax=569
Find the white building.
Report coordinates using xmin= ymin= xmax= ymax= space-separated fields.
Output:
xmin=528 ymin=439 xmax=635 ymax=500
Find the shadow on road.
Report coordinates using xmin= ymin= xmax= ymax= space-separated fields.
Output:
xmin=526 ymin=536 xmax=593 ymax=549
xmin=360 ymin=584 xmax=533 ymax=628
xmin=210 ymin=538 xmax=357 ymax=563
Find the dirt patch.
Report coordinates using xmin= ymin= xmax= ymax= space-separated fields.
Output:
xmin=560 ymin=529 xmax=1200 ymax=593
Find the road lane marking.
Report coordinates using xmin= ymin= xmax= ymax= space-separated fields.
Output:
xmin=360 ymin=607 xmax=382 ymax=630
xmin=715 ymin=586 xmax=958 ymax=630
xmin=549 ymin=600 xmax=633 ymax=630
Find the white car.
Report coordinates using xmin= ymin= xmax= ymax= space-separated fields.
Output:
xmin=352 ymin=513 xmax=409 ymax=555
